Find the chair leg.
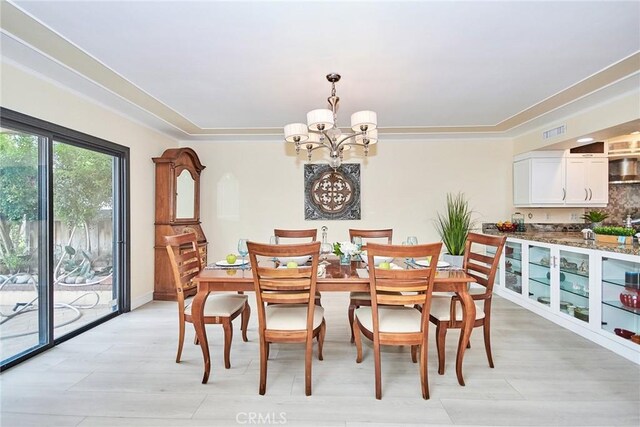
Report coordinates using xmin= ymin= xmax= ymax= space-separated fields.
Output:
xmin=259 ymin=337 xmax=268 ymax=395
xmin=483 ymin=320 xmax=494 ymax=368
xmin=222 ymin=319 xmax=233 ymax=369
xmin=266 ymin=342 xmax=270 ymax=360
xmin=241 ymin=302 xmax=250 ymax=342
xmin=176 ymin=318 xmax=186 ymax=363
xmin=411 ymin=345 xmax=418 ymax=363
xmin=420 ymin=339 xmax=429 ymax=400
xmin=305 ymin=336 xmax=313 ymax=396
xmin=373 ymin=336 xmax=382 ymax=400
xmin=353 ymin=319 xmax=363 ymax=363
xmin=348 ymin=303 xmax=356 ymax=343
xmin=317 ymin=320 xmax=326 ymax=361
xmin=436 ymin=323 xmax=447 ymax=375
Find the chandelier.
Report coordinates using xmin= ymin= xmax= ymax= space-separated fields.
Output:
xmin=284 ymin=73 xmax=378 ymax=169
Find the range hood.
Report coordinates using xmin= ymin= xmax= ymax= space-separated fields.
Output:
xmin=609 ymin=140 xmax=640 ymax=184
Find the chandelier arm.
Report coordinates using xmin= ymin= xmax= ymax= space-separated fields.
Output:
xmin=334 ymin=132 xmax=363 ymax=149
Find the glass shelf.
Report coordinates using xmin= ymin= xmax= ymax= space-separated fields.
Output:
xmin=559 ymin=283 xmax=589 ymax=299
xmin=529 ymin=260 xmax=551 ymax=269
xmin=559 ymin=268 xmax=589 ymax=279
xmin=530 ymin=277 xmax=550 ymax=287
xmin=602 ymin=278 xmax=635 ymax=288
xmin=506 ymin=254 xmax=522 ymax=262
xmin=602 ymin=300 xmax=640 ymax=316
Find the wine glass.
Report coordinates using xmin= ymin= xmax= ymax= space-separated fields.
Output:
xmin=269 ymin=236 xmax=279 ymax=262
xmin=406 ymin=236 xmax=418 ymax=264
xmin=237 ymin=238 xmax=249 ymax=268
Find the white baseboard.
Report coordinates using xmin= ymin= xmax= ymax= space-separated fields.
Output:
xmin=131 ymin=291 xmax=153 ymax=310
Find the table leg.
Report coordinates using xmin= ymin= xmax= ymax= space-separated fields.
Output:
xmin=192 ymin=288 xmax=211 ymax=384
xmin=455 ymin=288 xmax=475 ymax=386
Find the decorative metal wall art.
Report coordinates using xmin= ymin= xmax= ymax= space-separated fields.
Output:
xmin=304 ymin=164 xmax=361 ymax=220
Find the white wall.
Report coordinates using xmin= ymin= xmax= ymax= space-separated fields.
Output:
xmin=187 ymin=137 xmax=514 ymax=261
xmin=1 ymin=61 xmax=176 ymax=306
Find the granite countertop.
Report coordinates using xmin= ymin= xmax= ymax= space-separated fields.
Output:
xmin=483 ymin=229 xmax=639 ymax=256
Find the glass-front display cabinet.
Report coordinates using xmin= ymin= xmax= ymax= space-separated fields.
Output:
xmin=557 ymin=249 xmax=590 ymax=323
xmin=601 ymin=257 xmax=640 ymax=343
xmin=528 ymin=245 xmax=551 ymax=306
xmin=503 ymin=241 xmax=523 ymax=295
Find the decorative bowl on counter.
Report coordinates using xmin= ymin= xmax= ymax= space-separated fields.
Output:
xmin=619 ymin=288 xmax=640 ymax=309
xmin=496 ymin=222 xmax=518 ymax=232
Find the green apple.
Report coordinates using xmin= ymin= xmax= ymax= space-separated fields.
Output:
xmin=286 ymin=261 xmax=298 ymax=268
xmin=226 ymin=253 xmax=237 ymax=264
xmin=378 ymin=262 xmax=391 ymax=270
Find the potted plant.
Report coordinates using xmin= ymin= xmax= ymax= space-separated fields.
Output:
xmin=434 ymin=192 xmax=475 ymax=267
xmin=593 ymin=226 xmax=635 ymax=245
xmin=581 ymin=210 xmax=608 ymax=228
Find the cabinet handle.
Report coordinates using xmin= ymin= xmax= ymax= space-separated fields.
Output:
xmin=584 ymin=188 xmax=588 ymax=201
xmin=562 ymin=188 xmax=566 ymax=201
xmin=588 ymin=188 xmax=593 ymax=200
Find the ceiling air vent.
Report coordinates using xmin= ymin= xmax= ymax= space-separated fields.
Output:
xmin=542 ymin=125 xmax=566 ymax=140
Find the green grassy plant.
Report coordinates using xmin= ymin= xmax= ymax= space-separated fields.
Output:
xmin=434 ymin=192 xmax=475 ymax=256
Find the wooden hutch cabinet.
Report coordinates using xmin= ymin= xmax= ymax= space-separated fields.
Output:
xmin=153 ymin=147 xmax=207 ymax=301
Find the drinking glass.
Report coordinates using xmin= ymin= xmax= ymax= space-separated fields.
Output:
xmin=352 ymin=236 xmax=363 ymax=260
xmin=406 ymin=236 xmax=418 ymax=263
xmin=269 ymin=236 xmax=279 ymax=262
xmin=238 ymin=238 xmax=249 ymax=268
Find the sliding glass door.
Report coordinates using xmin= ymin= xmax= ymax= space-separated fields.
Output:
xmin=52 ymin=141 xmax=118 ymax=338
xmin=0 ymin=109 xmax=129 ymax=369
xmin=0 ymin=129 xmax=43 ymax=362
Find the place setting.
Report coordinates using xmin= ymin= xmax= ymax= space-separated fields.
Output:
xmin=209 ymin=238 xmax=251 ymax=269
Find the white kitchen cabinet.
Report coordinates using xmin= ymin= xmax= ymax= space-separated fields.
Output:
xmin=565 ymin=155 xmax=608 ymax=205
xmin=514 ymin=151 xmax=608 ymax=207
xmin=496 ymin=237 xmax=639 ymax=364
xmin=513 ymin=152 xmax=566 ymax=206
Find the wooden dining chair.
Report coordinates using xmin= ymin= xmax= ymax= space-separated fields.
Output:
xmin=165 ymin=232 xmax=250 ymax=367
xmin=348 ymin=228 xmax=393 ymax=343
xmin=274 ymin=228 xmax=318 ymax=242
xmin=274 ymin=228 xmax=321 ymax=306
xmin=247 ymin=241 xmax=325 ymax=396
xmin=429 ymin=233 xmax=506 ymax=375
xmin=353 ymin=241 xmax=442 ymax=399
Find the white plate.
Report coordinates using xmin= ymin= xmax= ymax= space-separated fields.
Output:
xmin=360 ymin=251 xmax=393 ymax=266
xmin=215 ymin=259 xmax=249 ymax=267
xmin=276 ymin=256 xmax=311 ymax=265
xmin=414 ymin=259 xmax=450 ymax=268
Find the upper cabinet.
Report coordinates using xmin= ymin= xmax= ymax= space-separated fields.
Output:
xmin=565 ymin=156 xmax=609 ymax=205
xmin=514 ymin=151 xmax=608 ymax=207
xmin=514 ymin=152 xmax=566 ymax=206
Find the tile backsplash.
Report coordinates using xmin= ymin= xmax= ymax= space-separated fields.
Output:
xmin=601 ymin=183 xmax=640 ymax=226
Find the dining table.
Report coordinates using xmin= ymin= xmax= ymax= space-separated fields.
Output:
xmin=192 ymin=256 xmax=476 ymax=386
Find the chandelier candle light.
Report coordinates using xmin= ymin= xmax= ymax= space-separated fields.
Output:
xmin=284 ymin=73 xmax=378 ymax=169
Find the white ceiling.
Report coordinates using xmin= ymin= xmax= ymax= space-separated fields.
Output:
xmin=1 ymin=0 xmax=639 ymax=141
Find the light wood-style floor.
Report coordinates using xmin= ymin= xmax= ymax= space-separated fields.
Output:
xmin=1 ymin=292 xmax=639 ymax=426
